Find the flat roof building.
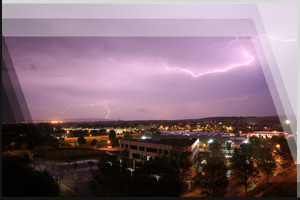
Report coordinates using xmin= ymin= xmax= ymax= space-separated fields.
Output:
xmin=119 ymin=138 xmax=200 ymax=165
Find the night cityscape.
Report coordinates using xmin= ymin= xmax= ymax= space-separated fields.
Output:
xmin=2 ymin=2 xmax=298 ymax=198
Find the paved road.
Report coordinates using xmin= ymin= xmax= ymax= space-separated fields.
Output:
xmin=32 ymin=157 xmax=94 ymax=197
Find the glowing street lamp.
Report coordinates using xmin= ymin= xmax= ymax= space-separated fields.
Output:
xmin=276 ymin=144 xmax=280 ymax=149
xmin=208 ymin=139 xmax=213 ymax=144
xmin=285 ymin=120 xmax=290 ymax=124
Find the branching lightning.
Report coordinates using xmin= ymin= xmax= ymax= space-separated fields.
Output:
xmin=213 ymin=95 xmax=249 ymax=102
xmin=29 ymin=34 xmax=295 ymax=120
xmin=104 ymin=101 xmax=130 ymax=119
xmin=181 ymin=49 xmax=255 ymax=78
xmin=29 ymin=101 xmax=130 ymax=119
xmin=256 ymin=34 xmax=297 ymax=42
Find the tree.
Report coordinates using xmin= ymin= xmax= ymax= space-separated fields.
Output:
xmin=168 ymin=147 xmax=193 ymax=194
xmin=3 ymin=155 xmax=59 ymax=196
xmin=43 ymin=133 xmax=60 ymax=148
xmin=77 ymin=136 xmax=86 ymax=147
xmin=89 ymin=154 xmax=131 ymax=196
xmin=119 ymin=149 xmax=130 ymax=169
xmin=36 ymin=123 xmax=54 ymax=134
xmin=209 ymin=142 xmax=223 ymax=157
xmin=89 ymin=149 xmax=192 ymax=197
xmin=123 ymin=134 xmax=134 ymax=139
xmin=195 ymin=147 xmax=228 ymax=197
xmin=109 ymin=130 xmax=117 ymax=147
xmin=230 ymin=144 xmax=259 ymax=197
xmin=91 ymin=139 xmax=98 ymax=147
xmin=226 ymin=142 xmax=231 ymax=151
xmin=256 ymin=145 xmax=277 ymax=184
xmin=273 ymin=136 xmax=295 ymax=172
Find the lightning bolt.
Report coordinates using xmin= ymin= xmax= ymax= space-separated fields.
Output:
xmin=104 ymin=101 xmax=130 ymax=119
xmin=256 ymin=34 xmax=297 ymax=42
xmin=28 ymin=102 xmax=103 ymax=114
xmin=212 ymin=95 xmax=249 ymax=102
xmin=180 ymin=49 xmax=255 ymax=78
xmin=266 ymin=35 xmax=297 ymax=42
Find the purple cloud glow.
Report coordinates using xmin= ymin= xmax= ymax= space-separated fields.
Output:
xmin=5 ymin=37 xmax=277 ymax=121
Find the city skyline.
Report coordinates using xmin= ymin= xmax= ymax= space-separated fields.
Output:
xmin=6 ymin=37 xmax=277 ymax=121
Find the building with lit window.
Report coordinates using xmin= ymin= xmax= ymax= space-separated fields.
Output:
xmin=119 ymin=138 xmax=200 ymax=165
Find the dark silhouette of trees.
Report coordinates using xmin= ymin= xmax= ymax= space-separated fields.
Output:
xmin=91 ymin=139 xmax=98 ymax=147
xmin=77 ymin=136 xmax=86 ymax=147
xmin=230 ymin=143 xmax=259 ymax=197
xmin=36 ymin=123 xmax=53 ymax=134
xmin=226 ymin=142 xmax=232 ymax=151
xmin=3 ymin=155 xmax=59 ymax=196
xmin=89 ymin=154 xmax=131 ymax=196
xmin=273 ymin=136 xmax=295 ymax=172
xmin=123 ymin=134 xmax=134 ymax=139
xmin=195 ymin=144 xmax=228 ymax=197
xmin=43 ymin=133 xmax=60 ymax=148
xmin=89 ymin=148 xmax=192 ymax=196
xmin=256 ymin=141 xmax=277 ymax=184
xmin=109 ymin=130 xmax=117 ymax=147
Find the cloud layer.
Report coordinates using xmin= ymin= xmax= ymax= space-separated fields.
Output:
xmin=5 ymin=37 xmax=277 ymax=120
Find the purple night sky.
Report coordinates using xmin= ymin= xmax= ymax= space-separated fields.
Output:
xmin=5 ymin=37 xmax=277 ymax=121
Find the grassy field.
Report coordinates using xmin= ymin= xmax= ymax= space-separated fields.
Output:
xmin=37 ymin=148 xmax=105 ymax=162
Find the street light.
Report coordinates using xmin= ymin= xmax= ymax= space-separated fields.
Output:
xmin=285 ymin=120 xmax=290 ymax=124
xmin=276 ymin=144 xmax=280 ymax=149
xmin=208 ymin=139 xmax=213 ymax=144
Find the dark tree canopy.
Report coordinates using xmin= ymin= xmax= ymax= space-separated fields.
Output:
xmin=109 ymin=130 xmax=117 ymax=141
xmin=91 ymin=139 xmax=98 ymax=147
xmin=230 ymin=143 xmax=259 ymax=197
xmin=89 ymin=149 xmax=192 ymax=197
xmin=256 ymin=145 xmax=277 ymax=184
xmin=77 ymin=136 xmax=87 ymax=145
xmin=3 ymin=155 xmax=59 ymax=197
xmin=195 ymin=145 xmax=228 ymax=197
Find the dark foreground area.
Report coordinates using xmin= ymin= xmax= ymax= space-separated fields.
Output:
xmin=2 ymin=154 xmax=59 ymax=197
